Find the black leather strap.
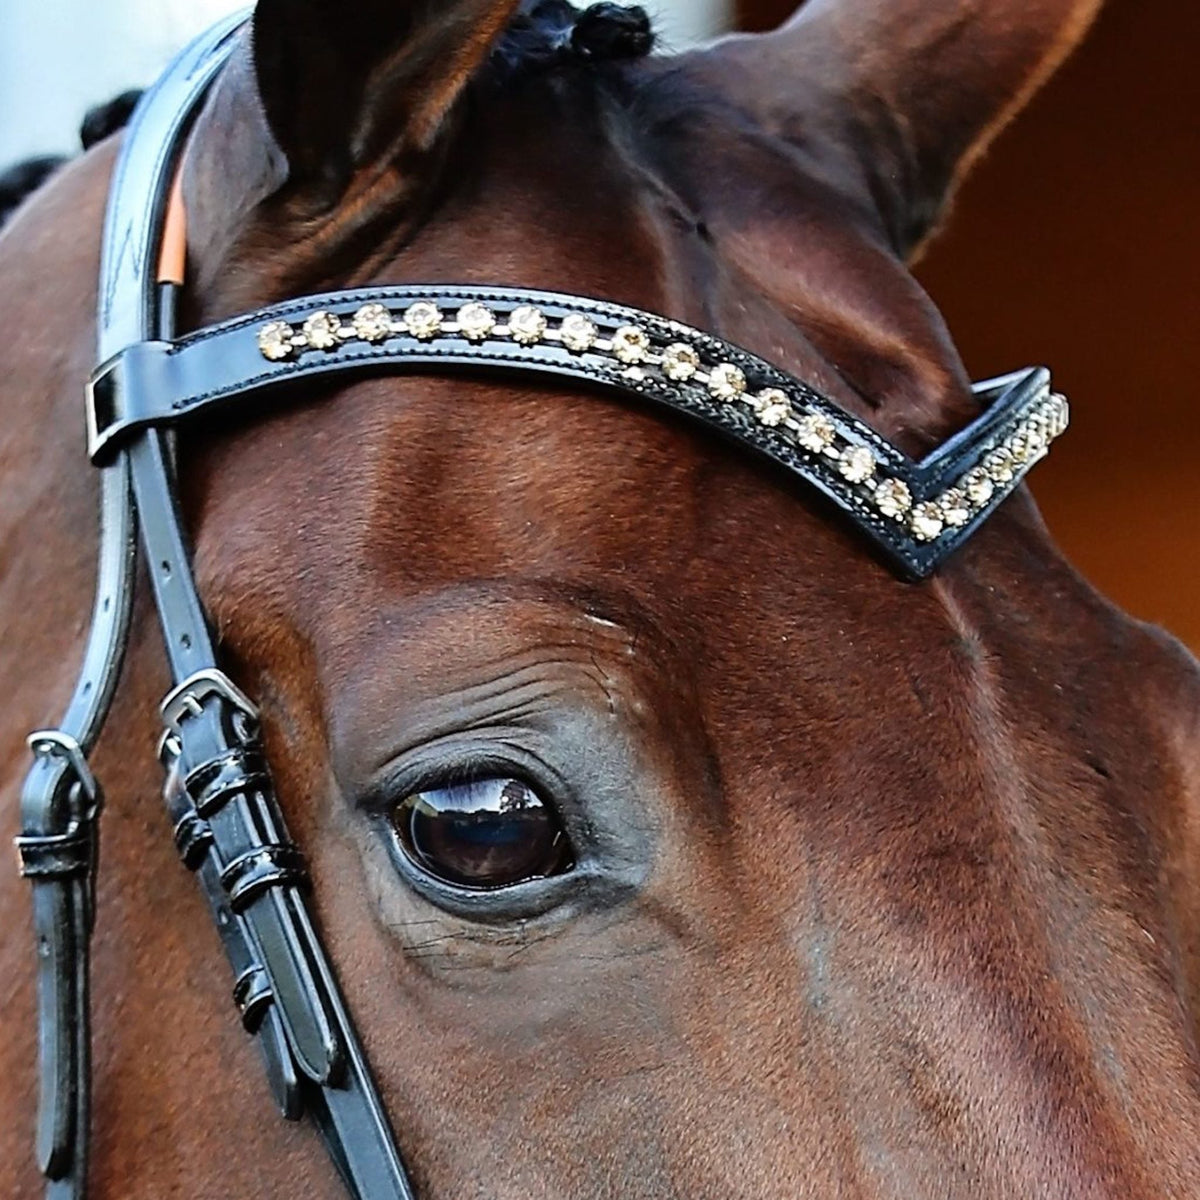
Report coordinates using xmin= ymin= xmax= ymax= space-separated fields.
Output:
xmin=13 ymin=17 xmax=244 ymax=1199
xmin=85 ymin=284 xmax=1063 ymax=580
xmin=18 ymin=16 xmax=415 ymax=1200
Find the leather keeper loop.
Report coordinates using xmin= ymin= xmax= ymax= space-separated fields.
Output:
xmin=183 ymin=747 xmax=267 ymax=817
xmin=220 ymin=844 xmax=309 ymax=912
xmin=232 ymin=965 xmax=275 ymax=1031
xmin=15 ymin=831 xmax=92 ymax=879
xmin=172 ymin=810 xmax=214 ymax=870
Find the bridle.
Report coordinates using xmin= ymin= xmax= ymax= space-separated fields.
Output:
xmin=13 ymin=15 xmax=1069 ymax=1200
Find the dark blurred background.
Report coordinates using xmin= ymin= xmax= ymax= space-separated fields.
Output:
xmin=738 ymin=0 xmax=1200 ymax=649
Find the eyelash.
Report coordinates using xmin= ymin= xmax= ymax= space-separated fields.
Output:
xmin=358 ymin=746 xmax=561 ymax=818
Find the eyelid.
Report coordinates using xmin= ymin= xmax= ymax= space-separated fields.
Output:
xmin=355 ymin=738 xmax=573 ymax=822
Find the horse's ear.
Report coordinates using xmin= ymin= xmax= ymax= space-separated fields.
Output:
xmin=708 ymin=0 xmax=1102 ymax=257
xmin=251 ymin=0 xmax=521 ymax=191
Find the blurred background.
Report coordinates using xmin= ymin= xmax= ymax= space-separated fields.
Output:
xmin=2 ymin=0 xmax=1195 ymax=648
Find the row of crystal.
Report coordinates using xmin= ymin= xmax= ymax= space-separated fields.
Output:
xmin=257 ymin=300 xmax=1067 ymax=543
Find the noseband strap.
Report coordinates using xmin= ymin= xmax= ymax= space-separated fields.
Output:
xmin=15 ymin=13 xmax=1071 ymax=1200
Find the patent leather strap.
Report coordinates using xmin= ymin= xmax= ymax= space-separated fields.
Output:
xmin=85 ymin=285 xmax=1067 ymax=580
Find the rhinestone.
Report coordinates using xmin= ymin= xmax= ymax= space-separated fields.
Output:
xmin=708 ymin=363 xmax=747 ymax=401
xmin=301 ymin=311 xmax=341 ymax=351
xmin=1024 ymin=421 xmax=1048 ymax=455
xmin=1049 ymin=393 xmax=1070 ymax=437
xmin=874 ymin=478 xmax=912 ymax=520
xmin=985 ymin=447 xmax=1015 ymax=483
xmin=911 ymin=503 xmax=945 ymax=542
xmin=612 ymin=325 xmax=650 ymax=364
xmin=662 ymin=342 xmax=700 ymax=381
xmin=457 ymin=302 xmax=496 ymax=342
xmin=794 ymin=413 xmax=836 ymax=454
xmin=756 ymin=389 xmax=791 ymax=427
xmin=964 ymin=467 xmax=995 ymax=506
xmin=353 ymin=303 xmax=393 ymax=343
xmin=560 ymin=314 xmax=599 ymax=353
xmin=509 ymin=305 xmax=548 ymax=345
xmin=939 ymin=488 xmax=971 ymax=527
xmin=258 ymin=321 xmax=296 ymax=361
xmin=838 ymin=445 xmax=877 ymax=484
xmin=403 ymin=301 xmax=442 ymax=340
xmin=623 ymin=366 xmax=647 ymax=382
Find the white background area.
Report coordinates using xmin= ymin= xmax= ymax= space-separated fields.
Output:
xmin=0 ymin=0 xmax=733 ymax=166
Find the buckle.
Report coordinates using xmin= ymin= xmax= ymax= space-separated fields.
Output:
xmin=26 ymin=730 xmax=100 ymax=815
xmin=161 ymin=669 xmax=260 ymax=735
xmin=17 ymin=731 xmax=102 ymax=879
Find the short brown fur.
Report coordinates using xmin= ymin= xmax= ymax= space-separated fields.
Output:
xmin=3 ymin=2 xmax=1200 ymax=1196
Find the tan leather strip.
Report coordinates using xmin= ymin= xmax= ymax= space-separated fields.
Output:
xmin=157 ymin=173 xmax=187 ymax=285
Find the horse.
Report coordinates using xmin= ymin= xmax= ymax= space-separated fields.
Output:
xmin=3 ymin=0 xmax=1200 ymax=1196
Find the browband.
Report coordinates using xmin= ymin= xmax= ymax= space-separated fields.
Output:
xmin=88 ymin=285 xmax=1065 ymax=580
xmin=15 ymin=11 xmax=1070 ymax=1200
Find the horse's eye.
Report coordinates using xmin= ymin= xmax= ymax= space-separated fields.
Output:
xmin=390 ymin=777 xmax=574 ymax=890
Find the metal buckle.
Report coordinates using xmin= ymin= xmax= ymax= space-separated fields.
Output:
xmin=26 ymin=730 xmax=100 ymax=814
xmin=161 ymin=669 xmax=260 ymax=735
xmin=17 ymin=731 xmax=103 ymax=879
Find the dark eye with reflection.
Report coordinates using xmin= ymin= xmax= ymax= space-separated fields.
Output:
xmin=390 ymin=777 xmax=574 ymax=890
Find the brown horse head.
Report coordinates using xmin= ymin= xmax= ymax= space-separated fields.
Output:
xmin=4 ymin=1 xmax=1200 ymax=1196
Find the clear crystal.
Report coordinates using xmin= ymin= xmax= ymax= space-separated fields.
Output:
xmin=662 ymin=342 xmax=700 ymax=381
xmin=911 ymin=502 xmax=945 ymax=542
xmin=985 ymin=447 xmax=1015 ymax=483
xmin=964 ymin=467 xmax=994 ymax=506
xmin=838 ymin=445 xmax=876 ymax=484
xmin=756 ymin=389 xmax=791 ymax=427
xmin=874 ymin=478 xmax=912 ymax=520
xmin=353 ymin=303 xmax=393 ymax=343
xmin=509 ymin=305 xmax=548 ymax=345
xmin=794 ymin=413 xmax=835 ymax=453
xmin=612 ymin=326 xmax=650 ymax=364
xmin=708 ymin=363 xmax=747 ymax=400
xmin=302 ymin=311 xmax=341 ymax=351
xmin=258 ymin=321 xmax=296 ymax=361
xmin=457 ymin=303 xmax=496 ymax=342
xmin=404 ymin=301 xmax=442 ymax=340
xmin=1009 ymin=432 xmax=1037 ymax=464
xmin=560 ymin=313 xmax=598 ymax=353
xmin=1049 ymin=393 xmax=1070 ymax=437
xmin=939 ymin=488 xmax=971 ymax=527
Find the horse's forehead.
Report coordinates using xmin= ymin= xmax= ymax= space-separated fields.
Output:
xmin=188 ymin=357 xmax=953 ymax=763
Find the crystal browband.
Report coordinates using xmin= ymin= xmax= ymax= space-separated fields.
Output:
xmin=87 ymin=285 xmax=1067 ymax=579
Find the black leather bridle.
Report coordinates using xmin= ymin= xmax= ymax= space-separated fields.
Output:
xmin=13 ymin=15 xmax=1069 ymax=1199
